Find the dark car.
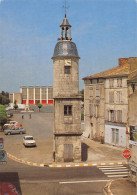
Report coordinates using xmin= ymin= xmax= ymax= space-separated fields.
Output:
xmin=7 ymin=112 xmax=13 ymax=118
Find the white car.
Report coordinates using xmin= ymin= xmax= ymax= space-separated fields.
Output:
xmin=23 ymin=136 xmax=36 ymax=147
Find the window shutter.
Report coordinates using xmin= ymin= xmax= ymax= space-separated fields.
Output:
xmin=96 ymin=86 xmax=100 ymax=97
xmin=89 ymin=86 xmax=93 ymax=97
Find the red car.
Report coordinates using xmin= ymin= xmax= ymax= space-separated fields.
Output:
xmin=0 ymin=183 xmax=19 ymax=195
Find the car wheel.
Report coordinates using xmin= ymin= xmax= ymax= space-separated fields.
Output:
xmin=8 ymin=132 xmax=11 ymax=135
xmin=20 ymin=131 xmax=22 ymax=135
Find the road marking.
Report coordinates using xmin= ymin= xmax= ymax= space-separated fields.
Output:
xmin=108 ymin=175 xmax=128 ymax=178
xmin=104 ymin=171 xmax=128 ymax=175
xmin=99 ymin=167 xmax=127 ymax=170
xmin=97 ymin=164 xmax=128 ymax=178
xmin=59 ymin=180 xmax=110 ymax=184
xmin=101 ymin=169 xmax=128 ymax=172
xmin=97 ymin=165 xmax=124 ymax=168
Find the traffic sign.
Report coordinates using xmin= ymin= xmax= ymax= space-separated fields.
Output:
xmin=0 ymin=150 xmax=7 ymax=161
xmin=0 ymin=138 xmax=4 ymax=149
xmin=123 ymin=149 xmax=131 ymax=159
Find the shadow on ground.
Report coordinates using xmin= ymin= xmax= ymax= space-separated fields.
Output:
xmin=81 ymin=142 xmax=89 ymax=161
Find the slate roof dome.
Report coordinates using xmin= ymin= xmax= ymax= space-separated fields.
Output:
xmin=52 ymin=41 xmax=79 ymax=58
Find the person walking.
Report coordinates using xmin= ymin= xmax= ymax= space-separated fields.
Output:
xmin=22 ymin=114 xmax=24 ymax=119
xmin=29 ymin=114 xmax=31 ymax=119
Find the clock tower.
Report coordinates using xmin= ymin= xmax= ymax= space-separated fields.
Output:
xmin=52 ymin=13 xmax=82 ymax=162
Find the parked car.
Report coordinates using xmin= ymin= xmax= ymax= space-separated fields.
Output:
xmin=4 ymin=127 xmax=26 ymax=135
xmin=10 ymin=121 xmax=22 ymax=127
xmin=7 ymin=112 xmax=13 ymax=118
xmin=3 ymin=124 xmax=11 ymax=130
xmin=23 ymin=136 xmax=36 ymax=147
xmin=0 ymin=182 xmax=19 ymax=194
xmin=9 ymin=121 xmax=17 ymax=124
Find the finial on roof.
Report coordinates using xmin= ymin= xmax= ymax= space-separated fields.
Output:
xmin=63 ymin=0 xmax=69 ymax=18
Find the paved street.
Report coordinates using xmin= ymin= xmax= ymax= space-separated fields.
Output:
xmin=0 ymin=111 xmax=126 ymax=165
xmin=1 ymin=112 xmax=54 ymax=164
xmin=0 ymin=109 xmax=129 ymax=194
xmin=0 ymin=157 xmax=109 ymax=195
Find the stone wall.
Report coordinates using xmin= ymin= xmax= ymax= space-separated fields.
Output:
xmin=55 ymin=135 xmax=81 ymax=162
xmin=54 ymin=98 xmax=82 ymax=134
xmin=53 ymin=58 xmax=79 ymax=98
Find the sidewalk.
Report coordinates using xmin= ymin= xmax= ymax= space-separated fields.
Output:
xmin=82 ymin=137 xmax=125 ymax=163
xmin=104 ymin=179 xmax=136 ymax=195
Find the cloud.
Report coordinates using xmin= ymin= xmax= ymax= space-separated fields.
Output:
xmin=0 ymin=0 xmax=3 ymax=3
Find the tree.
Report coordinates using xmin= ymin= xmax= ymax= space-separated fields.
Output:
xmin=79 ymin=89 xmax=84 ymax=101
xmin=0 ymin=105 xmax=7 ymax=130
xmin=0 ymin=91 xmax=10 ymax=105
xmin=14 ymin=100 xmax=18 ymax=110
xmin=37 ymin=103 xmax=42 ymax=112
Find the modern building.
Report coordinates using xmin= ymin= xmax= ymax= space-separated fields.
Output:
xmin=83 ymin=58 xmax=136 ymax=147
xmin=9 ymin=86 xmax=53 ymax=105
xmin=52 ymin=13 xmax=82 ymax=162
xmin=20 ymin=86 xmax=53 ymax=105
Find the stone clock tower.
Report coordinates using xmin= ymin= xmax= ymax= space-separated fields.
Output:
xmin=52 ymin=13 xmax=82 ymax=162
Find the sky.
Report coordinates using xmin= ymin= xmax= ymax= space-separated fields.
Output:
xmin=0 ymin=0 xmax=137 ymax=92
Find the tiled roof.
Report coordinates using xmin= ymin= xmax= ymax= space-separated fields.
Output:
xmin=83 ymin=63 xmax=130 ymax=80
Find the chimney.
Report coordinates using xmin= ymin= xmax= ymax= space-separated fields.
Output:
xmin=119 ymin=58 xmax=129 ymax=66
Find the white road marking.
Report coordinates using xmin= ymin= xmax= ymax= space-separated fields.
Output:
xmin=59 ymin=180 xmax=110 ymax=184
xmin=97 ymin=165 xmax=124 ymax=168
xmin=104 ymin=171 xmax=128 ymax=175
xmin=101 ymin=169 xmax=128 ymax=172
xmin=108 ymin=175 xmax=128 ymax=178
xmin=99 ymin=167 xmax=127 ymax=170
xmin=97 ymin=164 xmax=128 ymax=178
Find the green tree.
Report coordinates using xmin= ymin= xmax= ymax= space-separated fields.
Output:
xmin=79 ymin=89 xmax=84 ymax=101
xmin=0 ymin=105 xmax=7 ymax=130
xmin=37 ymin=103 xmax=42 ymax=112
xmin=0 ymin=91 xmax=10 ymax=105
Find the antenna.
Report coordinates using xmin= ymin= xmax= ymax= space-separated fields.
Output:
xmin=62 ymin=0 xmax=69 ymax=17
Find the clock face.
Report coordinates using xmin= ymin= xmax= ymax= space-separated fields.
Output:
xmin=65 ymin=59 xmax=71 ymax=66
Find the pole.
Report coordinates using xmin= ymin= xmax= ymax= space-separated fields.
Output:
xmin=127 ymin=158 xmax=129 ymax=180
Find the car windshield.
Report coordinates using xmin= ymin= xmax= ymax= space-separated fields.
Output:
xmin=25 ymin=137 xmax=33 ymax=140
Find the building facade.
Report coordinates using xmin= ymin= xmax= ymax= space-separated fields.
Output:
xmin=9 ymin=86 xmax=53 ymax=105
xmin=83 ymin=58 xmax=133 ymax=147
xmin=127 ymin=58 xmax=137 ymax=183
xmin=20 ymin=86 xmax=53 ymax=105
xmin=52 ymin=14 xmax=82 ymax=162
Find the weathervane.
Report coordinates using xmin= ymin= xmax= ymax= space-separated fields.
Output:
xmin=63 ymin=0 xmax=69 ymax=17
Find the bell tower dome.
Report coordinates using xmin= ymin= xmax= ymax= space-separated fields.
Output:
xmin=52 ymin=14 xmax=80 ymax=98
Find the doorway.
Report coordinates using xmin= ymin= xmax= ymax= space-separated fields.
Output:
xmin=64 ymin=144 xmax=73 ymax=162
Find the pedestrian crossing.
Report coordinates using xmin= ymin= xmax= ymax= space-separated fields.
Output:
xmin=97 ymin=164 xmax=128 ymax=178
